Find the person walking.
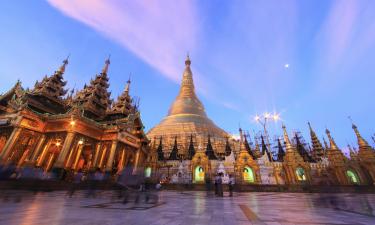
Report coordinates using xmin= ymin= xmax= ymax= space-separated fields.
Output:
xmin=228 ymin=174 xmax=235 ymax=197
xmin=68 ymin=170 xmax=83 ymax=197
xmin=214 ymin=174 xmax=219 ymax=196
xmin=218 ymin=173 xmax=224 ymax=197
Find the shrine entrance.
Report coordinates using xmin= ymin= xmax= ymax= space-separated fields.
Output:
xmin=243 ymin=166 xmax=255 ymax=183
xmin=296 ymin=167 xmax=307 ymax=181
xmin=194 ymin=166 xmax=205 ymax=182
xmin=346 ymin=169 xmax=360 ymax=185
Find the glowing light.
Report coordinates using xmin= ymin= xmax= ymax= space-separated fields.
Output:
xmin=70 ymin=120 xmax=75 ymax=126
xmin=273 ymin=113 xmax=280 ymax=121
xmin=78 ymin=140 xmax=84 ymax=145
xmin=284 ymin=64 xmax=289 ymax=68
xmin=254 ymin=115 xmax=260 ymax=121
xmin=56 ymin=142 xmax=61 ymax=147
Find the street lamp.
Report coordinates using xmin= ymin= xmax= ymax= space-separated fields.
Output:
xmin=253 ymin=112 xmax=281 ymax=152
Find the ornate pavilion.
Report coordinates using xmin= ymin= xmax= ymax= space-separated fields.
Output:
xmin=0 ymin=58 xmax=148 ymax=176
xmin=145 ymin=56 xmax=375 ymax=186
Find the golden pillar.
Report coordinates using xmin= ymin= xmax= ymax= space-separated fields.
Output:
xmin=98 ymin=145 xmax=107 ymax=169
xmin=0 ymin=127 xmax=22 ymax=161
xmin=45 ymin=153 xmax=56 ymax=172
xmin=92 ymin=142 xmax=102 ymax=169
xmin=117 ymin=148 xmax=126 ymax=173
xmin=72 ymin=144 xmax=84 ymax=170
xmin=133 ymin=148 xmax=141 ymax=175
xmin=54 ymin=132 xmax=75 ymax=168
xmin=36 ymin=139 xmax=53 ymax=167
xmin=105 ymin=140 xmax=118 ymax=172
xmin=30 ymin=135 xmax=46 ymax=162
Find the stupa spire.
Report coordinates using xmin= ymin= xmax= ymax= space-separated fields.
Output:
xmin=351 ymin=122 xmax=370 ymax=148
xmin=282 ymin=124 xmax=293 ymax=152
xmin=102 ymin=56 xmax=110 ymax=74
xmin=167 ymin=55 xmax=206 ymax=117
xmin=308 ymin=122 xmax=324 ymax=161
xmin=58 ymin=56 xmax=69 ymax=73
xmin=325 ymin=128 xmax=339 ymax=150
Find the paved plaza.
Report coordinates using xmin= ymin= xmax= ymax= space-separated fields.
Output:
xmin=0 ymin=190 xmax=374 ymax=225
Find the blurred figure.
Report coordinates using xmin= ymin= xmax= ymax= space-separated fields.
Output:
xmin=214 ymin=173 xmax=219 ymax=196
xmin=86 ymin=168 xmax=100 ymax=198
xmin=205 ymin=174 xmax=211 ymax=196
xmin=228 ymin=174 xmax=235 ymax=197
xmin=68 ymin=169 xmax=83 ymax=198
xmin=218 ymin=173 xmax=223 ymax=197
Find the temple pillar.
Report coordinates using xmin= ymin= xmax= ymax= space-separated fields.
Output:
xmin=92 ymin=142 xmax=102 ymax=168
xmin=36 ymin=139 xmax=53 ymax=167
xmin=30 ymin=135 xmax=46 ymax=163
xmin=0 ymin=127 xmax=22 ymax=161
xmin=117 ymin=148 xmax=126 ymax=173
xmin=72 ymin=144 xmax=84 ymax=170
xmin=133 ymin=148 xmax=141 ymax=174
xmin=54 ymin=132 xmax=75 ymax=168
xmin=98 ymin=145 xmax=107 ymax=169
xmin=105 ymin=140 xmax=118 ymax=172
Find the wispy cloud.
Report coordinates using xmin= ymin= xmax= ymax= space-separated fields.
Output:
xmin=47 ymin=0 xmax=198 ymax=82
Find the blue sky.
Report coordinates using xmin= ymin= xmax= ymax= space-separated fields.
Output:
xmin=0 ymin=0 xmax=374 ymax=152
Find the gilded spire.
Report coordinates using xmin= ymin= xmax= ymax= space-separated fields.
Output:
xmin=352 ymin=123 xmax=370 ymax=148
xmin=282 ymin=124 xmax=293 ymax=152
xmin=185 ymin=53 xmax=191 ymax=66
xmin=102 ymin=56 xmax=110 ymax=74
xmin=125 ymin=76 xmax=131 ymax=94
xmin=308 ymin=122 xmax=324 ymax=161
xmin=167 ymin=55 xmax=206 ymax=117
xmin=239 ymin=128 xmax=247 ymax=152
xmin=325 ymin=128 xmax=339 ymax=150
xmin=58 ymin=56 xmax=69 ymax=74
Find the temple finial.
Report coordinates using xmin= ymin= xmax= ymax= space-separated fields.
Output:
xmin=307 ymin=121 xmax=312 ymax=131
xmin=350 ymin=120 xmax=369 ymax=148
xmin=282 ymin=124 xmax=292 ymax=150
xmin=325 ymin=128 xmax=339 ymax=150
xmin=185 ymin=53 xmax=191 ymax=66
xmin=58 ymin=55 xmax=69 ymax=73
xmin=102 ymin=55 xmax=111 ymax=74
xmin=125 ymin=74 xmax=131 ymax=93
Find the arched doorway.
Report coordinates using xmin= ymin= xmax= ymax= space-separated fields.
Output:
xmin=145 ymin=167 xmax=152 ymax=178
xmin=243 ymin=166 xmax=255 ymax=183
xmin=346 ymin=169 xmax=360 ymax=185
xmin=195 ymin=166 xmax=204 ymax=182
xmin=295 ymin=167 xmax=307 ymax=181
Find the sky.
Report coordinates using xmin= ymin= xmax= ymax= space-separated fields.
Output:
xmin=0 ymin=0 xmax=374 ymax=153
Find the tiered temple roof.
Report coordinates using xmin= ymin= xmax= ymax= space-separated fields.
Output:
xmin=72 ymin=58 xmax=112 ymax=120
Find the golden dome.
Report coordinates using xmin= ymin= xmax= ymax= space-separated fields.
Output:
xmin=147 ymin=55 xmax=228 ymax=142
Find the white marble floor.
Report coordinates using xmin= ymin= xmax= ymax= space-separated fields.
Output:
xmin=0 ymin=190 xmax=374 ymax=225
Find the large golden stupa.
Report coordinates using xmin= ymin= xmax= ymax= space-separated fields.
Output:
xmin=147 ymin=56 xmax=229 ymax=153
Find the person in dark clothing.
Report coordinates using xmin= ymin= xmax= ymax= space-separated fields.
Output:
xmin=205 ymin=175 xmax=211 ymax=196
xmin=228 ymin=174 xmax=235 ymax=197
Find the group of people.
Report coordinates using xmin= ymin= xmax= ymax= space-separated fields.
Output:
xmin=206 ymin=173 xmax=235 ymax=197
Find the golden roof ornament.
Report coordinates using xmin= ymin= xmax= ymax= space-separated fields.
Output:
xmin=102 ymin=56 xmax=111 ymax=74
xmin=352 ymin=123 xmax=369 ymax=148
xmin=282 ymin=124 xmax=293 ymax=152
xmin=58 ymin=55 xmax=69 ymax=74
xmin=325 ymin=128 xmax=339 ymax=150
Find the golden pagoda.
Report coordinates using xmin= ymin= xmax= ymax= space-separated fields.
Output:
xmin=147 ymin=55 xmax=229 ymax=158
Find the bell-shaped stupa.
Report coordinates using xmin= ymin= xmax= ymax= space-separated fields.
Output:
xmin=147 ymin=55 xmax=228 ymax=153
